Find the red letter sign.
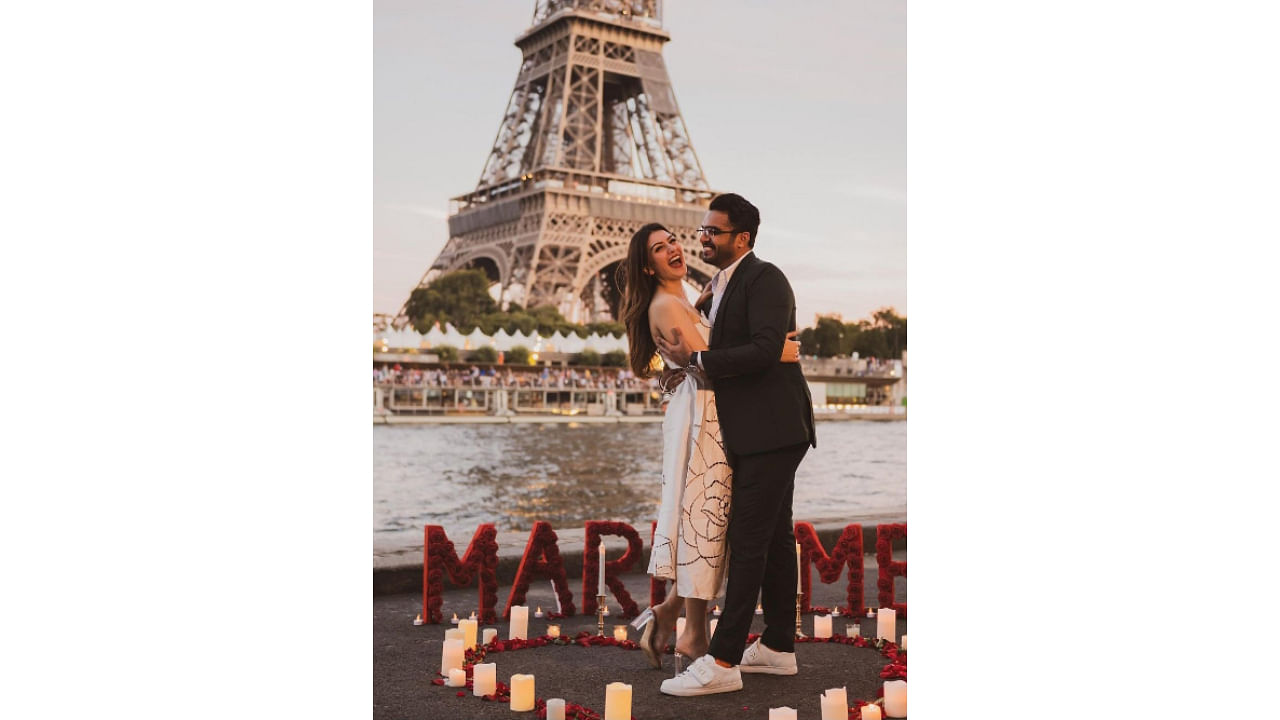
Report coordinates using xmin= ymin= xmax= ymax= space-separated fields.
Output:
xmin=795 ymin=522 xmax=865 ymax=615
xmin=422 ymin=524 xmax=499 ymax=624
xmin=583 ymin=521 xmax=643 ymax=617
xmin=503 ymin=521 xmax=576 ymax=619
xmin=876 ymin=523 xmax=907 ymax=617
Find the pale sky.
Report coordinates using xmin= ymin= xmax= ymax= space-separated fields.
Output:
xmin=374 ymin=0 xmax=906 ymax=326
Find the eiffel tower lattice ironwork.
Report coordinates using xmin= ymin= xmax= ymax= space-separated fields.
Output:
xmin=403 ymin=0 xmax=721 ymax=324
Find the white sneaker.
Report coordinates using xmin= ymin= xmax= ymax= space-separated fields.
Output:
xmin=659 ymin=655 xmax=743 ymax=696
xmin=738 ymin=639 xmax=798 ymax=675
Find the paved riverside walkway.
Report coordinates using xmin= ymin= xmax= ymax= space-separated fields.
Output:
xmin=374 ymin=563 xmax=907 ymax=720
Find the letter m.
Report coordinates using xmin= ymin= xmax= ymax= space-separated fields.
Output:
xmin=422 ymin=524 xmax=499 ymax=624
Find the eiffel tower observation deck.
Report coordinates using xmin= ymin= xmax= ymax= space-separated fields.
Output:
xmin=405 ymin=0 xmax=721 ymax=324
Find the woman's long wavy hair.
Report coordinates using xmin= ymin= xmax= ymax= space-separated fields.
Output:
xmin=617 ymin=222 xmax=671 ymax=378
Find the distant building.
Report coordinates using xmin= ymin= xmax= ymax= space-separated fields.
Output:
xmin=801 ymin=354 xmax=905 ymax=408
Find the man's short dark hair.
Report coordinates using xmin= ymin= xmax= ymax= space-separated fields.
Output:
xmin=708 ymin=193 xmax=761 ymax=248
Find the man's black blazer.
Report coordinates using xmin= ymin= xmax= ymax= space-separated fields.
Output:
xmin=700 ymin=252 xmax=817 ymax=457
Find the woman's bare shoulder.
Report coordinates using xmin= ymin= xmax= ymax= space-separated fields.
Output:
xmin=648 ymin=293 xmax=706 ymax=349
xmin=648 ymin=292 xmax=680 ymax=309
xmin=647 ymin=293 xmax=684 ymax=319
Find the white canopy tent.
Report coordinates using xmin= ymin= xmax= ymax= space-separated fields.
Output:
xmin=377 ymin=326 xmax=425 ymax=350
xmin=375 ymin=321 xmax=631 ymax=358
xmin=464 ymin=327 xmax=490 ymax=350
xmin=559 ymin=332 xmax=587 ymax=354
xmin=543 ymin=330 xmax=569 ymax=353
xmin=422 ymin=323 xmax=449 ymax=347
xmin=438 ymin=323 xmax=467 ymax=348
xmin=507 ymin=330 xmax=532 ymax=349
xmin=588 ymin=332 xmax=628 ymax=353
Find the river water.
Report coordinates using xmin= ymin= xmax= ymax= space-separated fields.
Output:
xmin=373 ymin=420 xmax=905 ymax=550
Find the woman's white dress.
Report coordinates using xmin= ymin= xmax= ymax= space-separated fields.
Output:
xmin=647 ymin=316 xmax=733 ymax=600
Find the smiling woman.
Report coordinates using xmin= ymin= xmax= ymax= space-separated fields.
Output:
xmin=617 ymin=222 xmax=676 ymax=378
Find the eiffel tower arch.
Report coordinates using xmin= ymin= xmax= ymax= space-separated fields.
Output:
xmin=404 ymin=0 xmax=721 ymax=324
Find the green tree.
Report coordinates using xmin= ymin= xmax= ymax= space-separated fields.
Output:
xmin=404 ymin=270 xmax=498 ymax=333
xmin=586 ymin=321 xmax=626 ymax=338
xmin=570 ymin=349 xmax=601 ymax=366
xmin=838 ymin=322 xmax=860 ymax=356
xmin=502 ymin=312 xmax=538 ymax=336
xmin=872 ymin=307 xmax=907 ymax=359
xmin=506 ymin=345 xmax=531 ymax=365
xmin=844 ymin=307 xmax=907 ymax=360
xmin=468 ymin=346 xmax=499 ymax=363
xmin=796 ymin=308 xmax=908 ymax=360
xmin=474 ymin=312 xmax=510 ymax=336
xmin=857 ymin=335 xmax=887 ymax=359
xmin=812 ymin=316 xmax=846 ymax=358
xmin=433 ymin=345 xmax=459 ymax=362
xmin=798 ymin=327 xmax=819 ymax=356
xmin=527 ymin=305 xmax=570 ymax=335
xmin=600 ymin=350 xmax=627 ymax=367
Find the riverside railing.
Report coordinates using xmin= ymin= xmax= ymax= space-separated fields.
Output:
xmin=373 ymin=383 xmax=664 ymax=416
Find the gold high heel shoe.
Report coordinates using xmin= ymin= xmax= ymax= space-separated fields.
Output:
xmin=631 ymin=607 xmax=667 ymax=670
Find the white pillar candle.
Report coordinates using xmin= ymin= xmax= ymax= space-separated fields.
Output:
xmin=597 ymin=541 xmax=607 ymax=596
xmin=847 ymin=623 xmax=860 ymax=638
xmin=509 ymin=674 xmax=535 ymax=712
xmin=883 ymin=680 xmax=907 ymax=718
xmin=768 ymin=708 xmax=798 ymax=720
xmin=861 ymin=704 xmax=882 ymax=720
xmin=445 ymin=628 xmax=463 ymax=641
xmin=876 ymin=607 xmax=897 ymax=642
xmin=613 ymin=625 xmax=628 ymax=641
xmin=458 ymin=618 xmax=478 ymax=650
xmin=545 ymin=698 xmax=566 ymax=720
xmin=482 ymin=628 xmax=498 ymax=645
xmin=447 ymin=668 xmax=466 ymax=687
xmin=509 ymin=605 xmax=529 ymax=640
xmin=547 ymin=624 xmax=560 ymax=638
xmin=472 ymin=663 xmax=496 ymax=697
xmin=900 ymin=633 xmax=907 ymax=650
xmin=603 ymin=682 xmax=632 ymax=720
xmin=795 ymin=543 xmax=803 ymax=593
xmin=820 ymin=687 xmax=848 ymax=720
xmin=814 ymin=614 xmax=833 ymax=639
xmin=439 ymin=638 xmax=464 ymax=676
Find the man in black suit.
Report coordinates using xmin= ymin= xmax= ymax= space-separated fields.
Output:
xmin=655 ymin=192 xmax=817 ymax=696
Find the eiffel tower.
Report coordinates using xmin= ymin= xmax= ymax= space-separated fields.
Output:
xmin=403 ymin=0 xmax=720 ymax=324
